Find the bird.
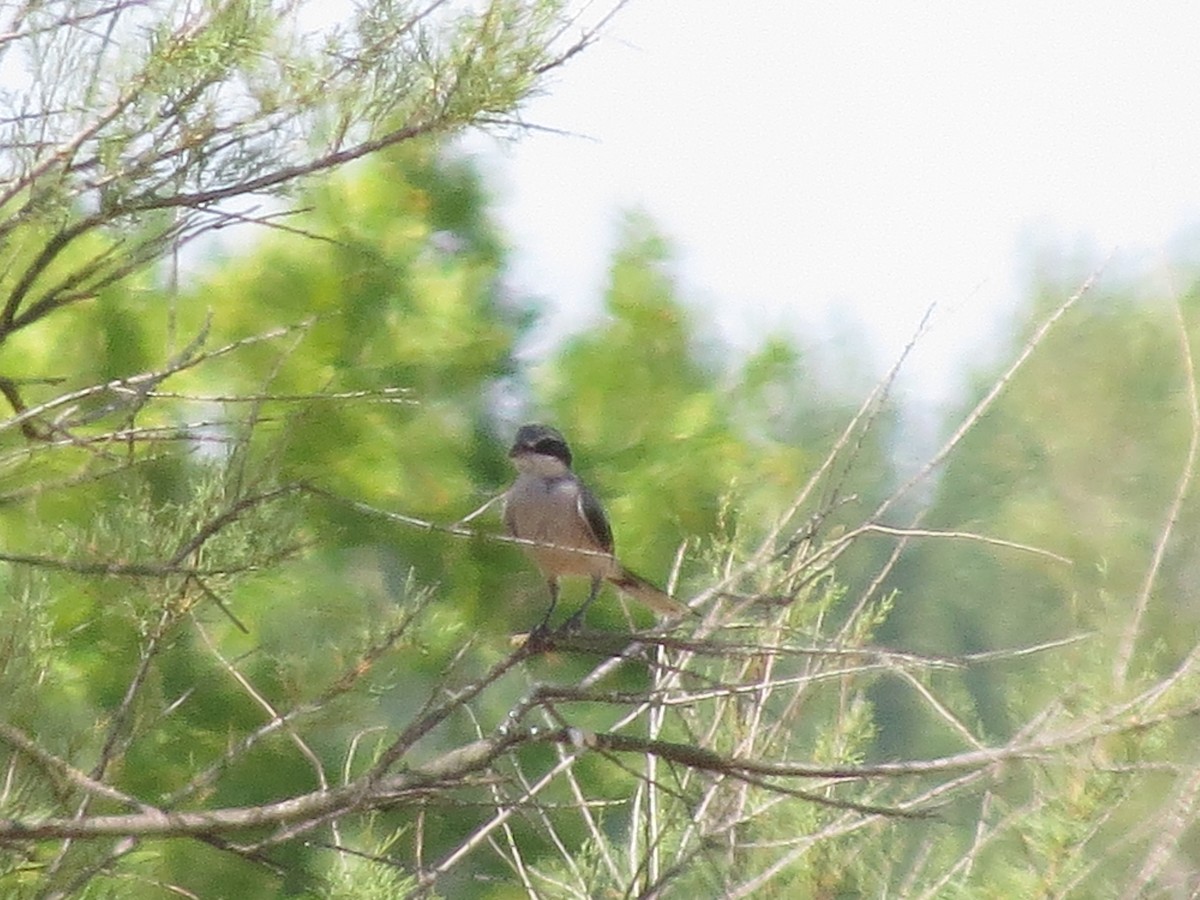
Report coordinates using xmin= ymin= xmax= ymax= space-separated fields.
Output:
xmin=503 ymin=423 xmax=687 ymax=631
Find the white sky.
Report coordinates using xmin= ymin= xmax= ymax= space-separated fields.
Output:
xmin=10 ymin=2 xmax=1195 ymax=403
xmin=472 ymin=2 xmax=1200 ymax=398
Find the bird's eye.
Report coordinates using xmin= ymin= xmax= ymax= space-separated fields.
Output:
xmin=534 ymin=439 xmax=561 ymax=454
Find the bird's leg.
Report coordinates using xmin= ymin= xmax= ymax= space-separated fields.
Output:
xmin=562 ymin=575 xmax=603 ymax=632
xmin=534 ymin=578 xmax=560 ymax=634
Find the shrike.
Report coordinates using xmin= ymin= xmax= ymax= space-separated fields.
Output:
xmin=504 ymin=423 xmax=686 ymax=629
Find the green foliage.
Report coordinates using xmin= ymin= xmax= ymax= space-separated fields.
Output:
xmin=533 ymin=212 xmax=864 ymax=604
xmin=5 ymin=7 xmax=1200 ymax=895
xmin=861 ymin=266 xmax=1200 ymax=894
xmin=880 ymin=281 xmax=1197 ymax=746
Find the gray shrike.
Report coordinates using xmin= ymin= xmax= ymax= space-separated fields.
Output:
xmin=504 ymin=423 xmax=686 ymax=629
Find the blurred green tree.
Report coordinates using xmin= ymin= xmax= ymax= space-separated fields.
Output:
xmin=866 ymin=266 xmax=1200 ymax=892
xmin=878 ymin=277 xmax=1196 ymax=748
xmin=5 ymin=3 xmax=1200 ymax=897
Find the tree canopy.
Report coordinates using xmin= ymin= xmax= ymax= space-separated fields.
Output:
xmin=3 ymin=3 xmax=1200 ymax=898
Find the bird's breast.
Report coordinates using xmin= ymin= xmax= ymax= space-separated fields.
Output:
xmin=504 ymin=475 xmax=615 ymax=578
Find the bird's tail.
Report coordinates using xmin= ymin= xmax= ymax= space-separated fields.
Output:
xmin=608 ymin=568 xmax=689 ymax=617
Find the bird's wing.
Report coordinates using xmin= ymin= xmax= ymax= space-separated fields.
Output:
xmin=576 ymin=483 xmax=614 ymax=553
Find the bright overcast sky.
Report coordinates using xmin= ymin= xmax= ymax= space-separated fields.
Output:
xmin=471 ymin=2 xmax=1200 ymax=396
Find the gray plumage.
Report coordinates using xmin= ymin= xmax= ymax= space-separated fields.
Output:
xmin=503 ymin=423 xmax=685 ymax=627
